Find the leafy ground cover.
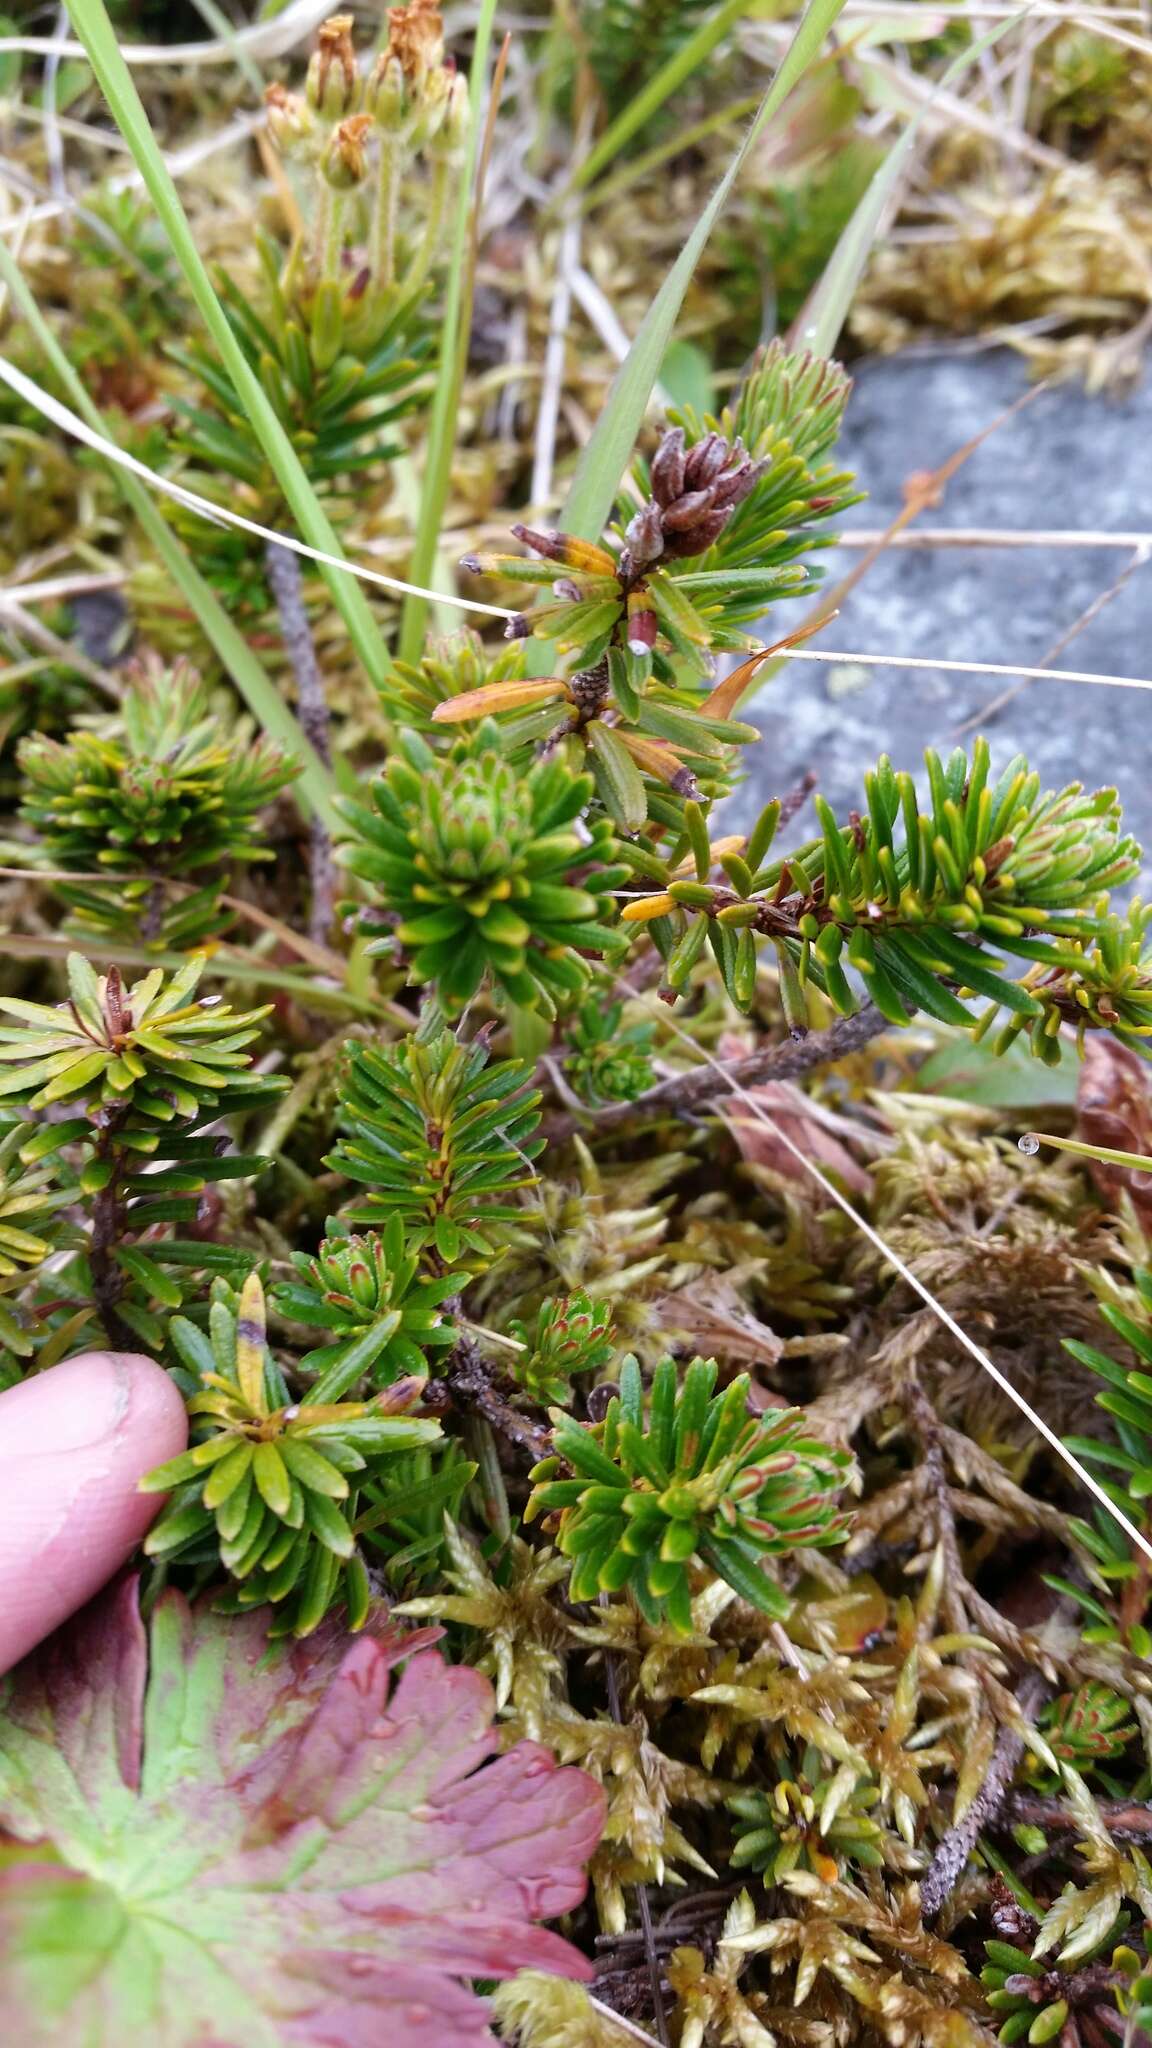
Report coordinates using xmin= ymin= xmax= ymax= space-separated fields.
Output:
xmin=0 ymin=4 xmax=1151 ymax=2045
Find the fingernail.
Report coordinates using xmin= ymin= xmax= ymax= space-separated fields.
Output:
xmin=0 ymin=1352 xmax=134 ymax=1459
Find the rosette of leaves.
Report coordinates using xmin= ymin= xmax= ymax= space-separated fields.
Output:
xmin=0 ymin=1577 xmax=605 ymax=2047
xmin=17 ymin=659 xmax=297 ymax=947
xmin=508 ymin=1291 xmax=617 ymax=1407
xmin=1047 ymin=1274 xmax=1152 ymax=1657
xmin=143 ymin=1270 xmax=442 ymax=1635
xmin=624 ymin=741 xmax=1142 ymax=1041
xmin=272 ymin=1214 xmax=458 ymax=1392
xmin=982 ymin=1909 xmax=1141 ymax=2046
xmin=327 ymin=1014 xmax=544 ymax=1269
xmin=528 ymin=1354 xmax=854 ymax=1632
xmin=341 ymin=724 xmax=626 ymax=1011
xmin=562 ymin=996 xmax=657 ymax=1107
xmin=0 ymin=953 xmax=281 ymax=1351
xmin=727 ymin=1743 xmax=886 ymax=1884
xmin=1040 ymin=1684 xmax=1138 ymax=1782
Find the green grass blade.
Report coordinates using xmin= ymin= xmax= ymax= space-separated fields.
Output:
xmin=0 ymin=235 xmax=340 ymax=832
xmin=559 ymin=0 xmax=849 ymax=547
xmin=67 ymin=0 xmax=391 ymax=694
xmin=397 ymin=0 xmax=501 ymax=664
xmin=798 ymin=13 xmax=1024 ymax=358
xmin=573 ymin=0 xmax=749 ymax=192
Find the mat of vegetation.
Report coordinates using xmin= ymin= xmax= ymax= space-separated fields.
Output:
xmin=0 ymin=5 xmax=1150 ymax=2047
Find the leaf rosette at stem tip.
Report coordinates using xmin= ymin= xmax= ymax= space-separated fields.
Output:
xmin=16 ymin=657 xmax=298 ymax=950
xmin=339 ymin=723 xmax=628 ymax=1013
xmin=142 ymin=1269 xmax=444 ymax=1637
xmin=0 ymin=950 xmax=279 ymax=1119
xmin=528 ymin=1354 xmax=855 ymax=1633
xmin=271 ymin=1212 xmax=459 ymax=1390
xmin=325 ymin=1012 xmax=544 ymax=1272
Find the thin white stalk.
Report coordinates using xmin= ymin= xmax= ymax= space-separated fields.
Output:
xmin=834 ymin=527 xmax=1152 ymax=548
xmin=779 ymin=645 xmax=1152 ymax=693
xmin=0 ymin=0 xmax=331 ymax=64
xmin=0 ymin=353 xmax=518 ymax=623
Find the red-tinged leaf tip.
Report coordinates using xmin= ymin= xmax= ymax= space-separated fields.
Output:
xmin=0 ymin=1584 xmax=604 ymax=2048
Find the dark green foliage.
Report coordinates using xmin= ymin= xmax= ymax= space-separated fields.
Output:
xmin=142 ymin=1271 xmax=442 ymax=1636
xmin=1041 ymin=1683 xmax=1137 ymax=1773
xmin=456 ymin=348 xmax=858 ymax=836
xmin=341 ymin=725 xmax=627 ymax=1012
xmin=982 ymin=1910 xmax=1138 ymax=2045
xmin=272 ymin=1214 xmax=458 ymax=1391
xmin=562 ymin=996 xmax=657 ymax=1106
xmin=326 ymin=1013 xmax=544 ymax=1270
xmin=18 ymin=660 xmax=297 ymax=948
xmin=508 ymin=1291 xmax=617 ymax=1407
xmin=528 ymin=1354 xmax=854 ymax=1631
xmin=728 ymin=1744 xmax=885 ymax=1883
xmin=1053 ymin=1269 xmax=1152 ymax=1657
xmin=583 ymin=0 xmax=714 ymax=118
xmin=171 ymin=246 xmax=429 ymax=504
xmin=640 ymin=739 xmax=1142 ymax=1044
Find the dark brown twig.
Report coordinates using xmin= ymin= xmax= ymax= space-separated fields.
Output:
xmin=88 ymin=1103 xmax=134 ymax=1352
xmin=549 ymin=1002 xmax=891 ymax=1140
xmin=920 ymin=1669 xmax=1050 ymax=1919
xmin=264 ymin=538 xmax=335 ymax=947
xmin=441 ymin=1332 xmax=550 ymax=1462
xmin=600 ymin=1596 xmax=671 ymax=2047
xmin=1004 ymin=1793 xmax=1152 ymax=1840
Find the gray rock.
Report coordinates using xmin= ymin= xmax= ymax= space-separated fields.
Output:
xmin=729 ymin=349 xmax=1152 ymax=866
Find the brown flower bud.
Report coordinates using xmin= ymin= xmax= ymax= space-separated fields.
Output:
xmin=660 ymin=508 xmax=731 ymax=559
xmin=649 ymin=426 xmax=685 ymax=507
xmin=386 ymin=0 xmax=445 ymax=85
xmin=622 ymin=500 xmax=665 ymax=573
xmin=626 ymin=589 xmax=657 ymax=654
xmin=683 ymin=432 xmax=730 ymax=489
xmin=306 ymin=14 xmax=360 ymax=118
xmin=321 ymin=112 xmax=373 ymax=189
xmin=660 ymin=487 xmax=716 ymax=534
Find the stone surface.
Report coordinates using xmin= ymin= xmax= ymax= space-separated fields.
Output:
xmin=729 ymin=349 xmax=1152 ymax=863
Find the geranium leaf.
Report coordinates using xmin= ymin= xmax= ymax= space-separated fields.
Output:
xmin=0 ymin=1579 xmax=604 ymax=2046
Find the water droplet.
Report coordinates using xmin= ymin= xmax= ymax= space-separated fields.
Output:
xmin=282 ymin=1404 xmax=301 ymax=1421
xmin=1018 ymin=1133 xmax=1041 ymax=1157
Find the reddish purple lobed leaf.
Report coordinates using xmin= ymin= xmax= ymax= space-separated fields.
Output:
xmin=0 ymin=1578 xmax=604 ymax=2048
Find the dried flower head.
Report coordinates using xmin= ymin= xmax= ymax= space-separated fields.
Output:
xmin=306 ymin=12 xmax=360 ymax=117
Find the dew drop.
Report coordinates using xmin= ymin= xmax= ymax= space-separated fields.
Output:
xmin=1018 ymin=1133 xmax=1041 ymax=1157
xmin=282 ymin=1404 xmax=301 ymax=1421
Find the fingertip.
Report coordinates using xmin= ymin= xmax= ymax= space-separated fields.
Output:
xmin=0 ymin=1348 xmax=189 ymax=1676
